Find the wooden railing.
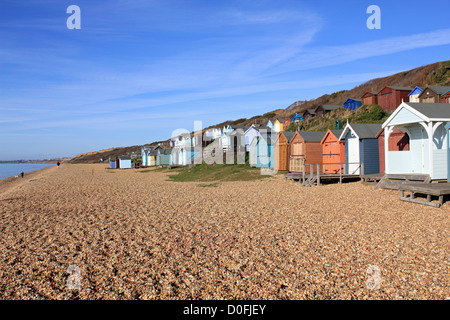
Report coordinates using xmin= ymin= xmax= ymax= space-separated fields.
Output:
xmin=289 ymin=158 xmax=365 ymax=185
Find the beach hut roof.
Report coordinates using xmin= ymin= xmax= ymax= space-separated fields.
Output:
xmin=296 ymin=131 xmax=327 ymax=142
xmin=281 ymin=131 xmax=296 ymax=142
xmin=385 ymin=86 xmax=414 ymax=91
xmin=427 ymin=85 xmax=450 ymax=95
xmin=339 ymin=123 xmax=381 ymax=140
xmin=320 ymin=129 xmax=343 ymax=144
xmin=382 ymin=102 xmax=450 ymax=129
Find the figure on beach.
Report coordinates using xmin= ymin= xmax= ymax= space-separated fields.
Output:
xmin=20 ymin=171 xmax=24 ymax=178
xmin=57 ymin=161 xmax=60 ymax=168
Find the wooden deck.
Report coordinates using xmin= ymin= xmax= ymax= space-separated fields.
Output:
xmin=398 ymin=182 xmax=450 ymax=208
xmin=361 ymin=173 xmax=384 ymax=185
xmin=374 ymin=174 xmax=430 ymax=190
xmin=284 ymin=173 xmax=360 ymax=187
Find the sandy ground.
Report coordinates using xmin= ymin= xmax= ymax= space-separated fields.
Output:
xmin=0 ymin=163 xmax=448 ymax=300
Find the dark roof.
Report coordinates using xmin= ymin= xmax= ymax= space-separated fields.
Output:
xmin=255 ymin=125 xmax=272 ymax=132
xmin=349 ymin=123 xmax=382 ymax=139
xmin=281 ymin=131 xmax=296 ymax=142
xmin=297 ymin=131 xmax=327 ymax=142
xmin=329 ymin=129 xmax=343 ymax=137
xmin=160 ymin=149 xmax=172 ymax=155
xmin=405 ymin=102 xmax=450 ymax=119
xmin=387 ymin=86 xmax=414 ymax=91
xmin=320 ymin=105 xmax=342 ymax=111
xmin=345 ymin=98 xmax=362 ymax=103
xmin=427 ymin=85 xmax=450 ymax=95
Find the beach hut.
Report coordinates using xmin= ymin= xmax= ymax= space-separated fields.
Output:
xmin=381 ymin=102 xmax=450 ymax=180
xmin=291 ymin=113 xmax=303 ymax=123
xmin=156 ymin=148 xmax=172 ymax=166
xmin=314 ymin=105 xmax=342 ymax=117
xmin=441 ymin=90 xmax=450 ymax=103
xmin=377 ymin=86 xmax=413 ymax=111
xmin=265 ymin=120 xmax=274 ymax=131
xmin=255 ymin=133 xmax=275 ymax=169
xmin=418 ymin=86 xmax=450 ymax=103
xmin=273 ymin=131 xmax=295 ymax=171
xmin=171 ymin=133 xmax=193 ymax=166
xmin=376 ymin=128 xmax=410 ymax=174
xmin=361 ymin=92 xmax=378 ymax=106
xmin=109 ymin=157 xmax=116 ymax=169
xmin=338 ymin=123 xmax=381 ymax=175
xmin=302 ymin=109 xmax=316 ymax=121
xmin=320 ymin=129 xmax=345 ymax=173
xmin=288 ymin=131 xmax=326 ymax=173
xmin=283 ymin=117 xmax=292 ymax=128
xmin=408 ymin=86 xmax=424 ymax=103
xmin=244 ymin=125 xmax=264 ymax=152
xmin=249 ymin=136 xmax=259 ymax=167
xmin=343 ymin=98 xmax=362 ymax=111
xmin=273 ymin=119 xmax=284 ymax=132
xmin=118 ymin=156 xmax=132 ymax=169
xmin=204 ymin=127 xmax=222 ymax=141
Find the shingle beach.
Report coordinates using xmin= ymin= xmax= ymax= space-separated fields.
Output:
xmin=0 ymin=164 xmax=448 ymax=299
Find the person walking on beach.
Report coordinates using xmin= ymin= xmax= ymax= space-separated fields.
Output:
xmin=20 ymin=171 xmax=24 ymax=178
xmin=57 ymin=161 xmax=60 ymax=168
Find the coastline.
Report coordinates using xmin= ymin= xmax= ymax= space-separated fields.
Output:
xmin=0 ymin=164 xmax=57 ymax=194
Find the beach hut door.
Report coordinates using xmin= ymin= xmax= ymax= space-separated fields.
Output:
xmin=348 ymin=137 xmax=359 ymax=174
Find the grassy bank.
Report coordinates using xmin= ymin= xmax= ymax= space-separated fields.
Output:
xmin=165 ymin=163 xmax=274 ymax=182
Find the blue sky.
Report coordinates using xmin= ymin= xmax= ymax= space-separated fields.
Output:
xmin=0 ymin=0 xmax=449 ymax=160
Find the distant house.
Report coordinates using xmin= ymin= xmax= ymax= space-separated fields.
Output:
xmin=289 ymin=131 xmax=326 ymax=173
xmin=381 ymin=102 xmax=450 ymax=180
xmin=314 ymin=105 xmax=342 ymax=117
xmin=291 ymin=113 xmax=303 ymax=123
xmin=320 ymin=129 xmax=345 ymax=174
xmin=408 ymin=86 xmax=424 ymax=103
xmin=302 ymin=109 xmax=316 ymax=120
xmin=377 ymin=86 xmax=413 ymax=111
xmin=418 ymin=86 xmax=450 ymax=103
xmin=343 ymin=98 xmax=362 ymax=111
xmin=283 ymin=117 xmax=292 ymax=128
xmin=274 ymin=131 xmax=296 ymax=171
xmin=441 ymin=90 xmax=450 ymax=103
xmin=273 ymin=119 xmax=284 ymax=132
xmin=338 ymin=123 xmax=382 ymax=175
xmin=361 ymin=92 xmax=378 ymax=105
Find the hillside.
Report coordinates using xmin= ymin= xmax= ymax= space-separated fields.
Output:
xmin=277 ymin=60 xmax=450 ymax=118
xmin=71 ymin=60 xmax=449 ymax=162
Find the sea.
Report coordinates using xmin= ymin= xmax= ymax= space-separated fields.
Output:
xmin=0 ymin=163 xmax=57 ymax=180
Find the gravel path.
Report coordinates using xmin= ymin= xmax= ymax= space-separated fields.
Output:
xmin=0 ymin=164 xmax=448 ymax=299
